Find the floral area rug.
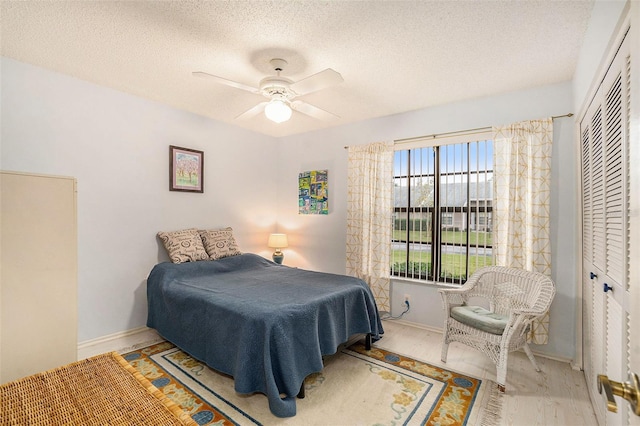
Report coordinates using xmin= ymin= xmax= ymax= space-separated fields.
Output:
xmin=123 ymin=341 xmax=501 ymax=425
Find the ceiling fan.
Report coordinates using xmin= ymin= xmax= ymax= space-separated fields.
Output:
xmin=193 ymin=58 xmax=343 ymax=123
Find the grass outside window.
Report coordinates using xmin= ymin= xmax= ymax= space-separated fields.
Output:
xmin=391 ymin=250 xmax=492 ymax=281
xmin=392 ymin=230 xmax=492 ymax=246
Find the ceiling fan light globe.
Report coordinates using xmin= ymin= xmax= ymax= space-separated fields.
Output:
xmin=264 ymin=100 xmax=292 ymax=123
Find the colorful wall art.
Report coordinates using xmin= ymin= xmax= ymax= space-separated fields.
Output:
xmin=299 ymin=170 xmax=328 ymax=215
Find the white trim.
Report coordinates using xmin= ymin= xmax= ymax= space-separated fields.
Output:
xmin=570 ymin=361 xmax=583 ymax=372
xmin=574 ymin=114 xmax=584 ymax=371
xmin=391 ymin=318 xmax=443 ymax=334
xmin=77 ymin=326 xmax=163 ymax=360
xmin=576 ymin=3 xmax=631 ymax=122
xmin=392 ymin=318 xmax=575 ymax=365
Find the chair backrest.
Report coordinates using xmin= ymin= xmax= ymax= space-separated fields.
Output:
xmin=468 ymin=266 xmax=555 ymax=317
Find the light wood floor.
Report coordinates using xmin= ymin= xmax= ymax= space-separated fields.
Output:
xmin=377 ymin=320 xmax=598 ymax=426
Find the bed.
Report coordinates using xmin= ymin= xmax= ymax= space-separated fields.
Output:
xmin=146 ymin=253 xmax=383 ymax=418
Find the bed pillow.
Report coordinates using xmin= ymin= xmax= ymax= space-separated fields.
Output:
xmin=199 ymin=227 xmax=242 ymax=260
xmin=157 ymin=228 xmax=209 ymax=263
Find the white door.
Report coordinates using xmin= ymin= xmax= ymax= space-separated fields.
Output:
xmin=582 ymin=8 xmax=640 ymax=423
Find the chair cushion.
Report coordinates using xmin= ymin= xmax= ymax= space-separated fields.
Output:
xmin=450 ymin=305 xmax=508 ymax=335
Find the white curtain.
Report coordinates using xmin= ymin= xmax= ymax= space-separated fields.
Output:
xmin=493 ymin=118 xmax=553 ymax=344
xmin=346 ymin=142 xmax=394 ymax=312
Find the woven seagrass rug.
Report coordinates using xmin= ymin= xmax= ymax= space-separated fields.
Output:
xmin=0 ymin=352 xmax=197 ymax=425
xmin=123 ymin=341 xmax=502 ymax=426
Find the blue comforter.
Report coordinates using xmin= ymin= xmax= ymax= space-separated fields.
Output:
xmin=146 ymin=253 xmax=383 ymax=417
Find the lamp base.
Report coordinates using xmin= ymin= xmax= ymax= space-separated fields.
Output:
xmin=272 ymin=252 xmax=284 ymax=264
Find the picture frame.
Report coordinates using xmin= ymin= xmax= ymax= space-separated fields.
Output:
xmin=169 ymin=145 xmax=204 ymax=193
xmin=299 ymin=170 xmax=328 ymax=214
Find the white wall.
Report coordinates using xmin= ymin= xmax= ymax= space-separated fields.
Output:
xmin=4 ymin=0 xmax=627 ymax=359
xmin=277 ymin=0 xmax=629 ymax=362
xmin=1 ymin=57 xmax=279 ymax=342
xmin=277 ymin=82 xmax=577 ymax=360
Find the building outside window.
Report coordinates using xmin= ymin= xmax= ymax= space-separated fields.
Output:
xmin=441 ymin=213 xmax=454 ymax=227
xmin=392 ymin=134 xmax=493 ymax=284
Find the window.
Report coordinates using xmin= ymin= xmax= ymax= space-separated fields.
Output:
xmin=392 ymin=135 xmax=494 ymax=284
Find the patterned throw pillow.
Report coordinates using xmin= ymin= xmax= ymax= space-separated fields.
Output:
xmin=157 ymin=228 xmax=209 ymax=264
xmin=199 ymin=227 xmax=242 ymax=260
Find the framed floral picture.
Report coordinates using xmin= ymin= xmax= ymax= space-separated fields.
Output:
xmin=169 ymin=145 xmax=204 ymax=193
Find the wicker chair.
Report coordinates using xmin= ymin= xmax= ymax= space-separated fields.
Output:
xmin=438 ymin=266 xmax=556 ymax=392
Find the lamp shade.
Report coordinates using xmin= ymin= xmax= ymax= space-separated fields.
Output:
xmin=267 ymin=233 xmax=288 ymax=248
xmin=264 ymin=100 xmax=292 ymax=123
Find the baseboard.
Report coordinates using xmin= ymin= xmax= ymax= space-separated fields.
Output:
xmin=389 ymin=318 xmax=444 ymax=334
xmin=77 ymin=321 xmax=576 ymax=366
xmin=390 ymin=319 xmax=575 ymax=365
xmin=77 ymin=326 xmax=164 ymax=360
xmin=570 ymin=361 xmax=584 ymax=371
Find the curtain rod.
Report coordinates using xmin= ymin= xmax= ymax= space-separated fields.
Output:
xmin=343 ymin=113 xmax=573 ymax=149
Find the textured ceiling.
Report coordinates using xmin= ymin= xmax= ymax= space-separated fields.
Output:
xmin=1 ymin=1 xmax=594 ymax=138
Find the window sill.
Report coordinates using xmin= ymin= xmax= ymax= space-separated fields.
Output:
xmin=390 ymin=276 xmax=462 ymax=289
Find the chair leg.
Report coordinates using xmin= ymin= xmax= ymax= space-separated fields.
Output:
xmin=496 ymin=351 xmax=509 ymax=392
xmin=495 ymin=370 xmax=507 ymax=392
xmin=441 ymin=338 xmax=449 ymax=363
xmin=523 ymin=343 xmax=541 ymax=372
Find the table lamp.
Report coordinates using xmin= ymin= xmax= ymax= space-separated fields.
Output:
xmin=268 ymin=233 xmax=288 ymax=264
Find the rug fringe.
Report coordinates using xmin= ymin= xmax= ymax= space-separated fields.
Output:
xmin=479 ymin=382 xmax=503 ymax=426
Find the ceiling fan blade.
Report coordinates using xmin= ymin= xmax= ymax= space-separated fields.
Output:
xmin=192 ymin=71 xmax=260 ymax=94
xmin=289 ymin=68 xmax=344 ymax=96
xmin=235 ymin=102 xmax=268 ymax=120
xmin=291 ymin=100 xmax=340 ymax=121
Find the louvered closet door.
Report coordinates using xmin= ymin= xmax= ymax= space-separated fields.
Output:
xmin=581 ymin=30 xmax=631 ymax=425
